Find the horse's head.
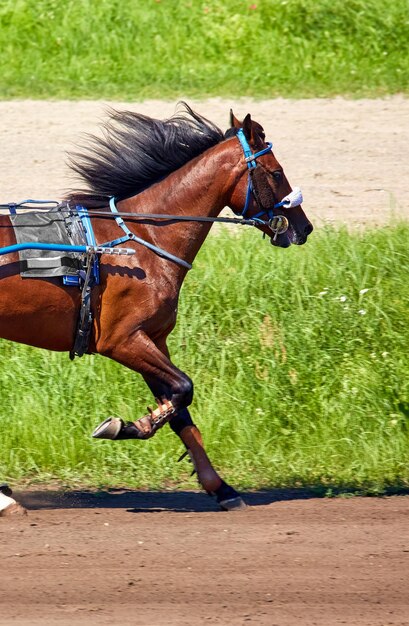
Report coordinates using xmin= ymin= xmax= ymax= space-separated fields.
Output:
xmin=226 ymin=111 xmax=313 ymax=248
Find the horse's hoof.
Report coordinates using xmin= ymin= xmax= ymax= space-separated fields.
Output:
xmin=209 ymin=480 xmax=247 ymax=512
xmin=0 ymin=503 xmax=28 ymax=517
xmin=219 ymin=495 xmax=247 ymax=511
xmin=0 ymin=483 xmax=13 ymax=497
xmin=92 ymin=417 xmax=123 ymax=439
xmin=92 ymin=417 xmax=150 ymax=440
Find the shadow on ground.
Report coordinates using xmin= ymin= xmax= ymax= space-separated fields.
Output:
xmin=14 ymin=487 xmax=325 ymax=514
xmin=13 ymin=486 xmax=409 ymax=514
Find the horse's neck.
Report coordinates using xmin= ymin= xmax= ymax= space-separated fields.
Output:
xmin=122 ymin=138 xmax=242 ymax=270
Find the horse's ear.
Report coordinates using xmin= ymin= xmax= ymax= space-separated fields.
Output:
xmin=242 ymin=114 xmax=252 ymax=141
xmin=230 ymin=109 xmax=241 ymax=128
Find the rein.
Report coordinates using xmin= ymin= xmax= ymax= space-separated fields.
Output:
xmin=80 ymin=208 xmax=267 ymax=225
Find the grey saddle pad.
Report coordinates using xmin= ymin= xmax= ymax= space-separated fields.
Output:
xmin=10 ymin=206 xmax=85 ymax=278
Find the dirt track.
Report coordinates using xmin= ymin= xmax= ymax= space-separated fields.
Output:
xmin=1 ymin=491 xmax=408 ymax=626
xmin=1 ymin=98 xmax=409 ymax=625
xmin=1 ymin=96 xmax=408 ymax=226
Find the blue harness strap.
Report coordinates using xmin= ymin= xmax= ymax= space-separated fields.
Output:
xmin=77 ymin=205 xmax=100 ymax=284
xmin=3 ymin=199 xmax=60 ymax=213
xmin=102 ymin=197 xmax=192 ymax=270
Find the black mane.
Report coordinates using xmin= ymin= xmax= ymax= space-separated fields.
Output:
xmin=66 ymin=103 xmax=224 ymax=207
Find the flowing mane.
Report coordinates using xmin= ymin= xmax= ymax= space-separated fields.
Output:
xmin=66 ymin=102 xmax=224 ymax=207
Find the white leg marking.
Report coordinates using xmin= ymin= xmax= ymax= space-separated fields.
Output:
xmin=0 ymin=491 xmax=17 ymax=512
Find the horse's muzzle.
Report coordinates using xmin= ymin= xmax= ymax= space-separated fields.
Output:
xmin=270 ymin=219 xmax=313 ymax=247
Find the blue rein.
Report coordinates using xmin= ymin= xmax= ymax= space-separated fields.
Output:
xmin=236 ymin=128 xmax=287 ymax=221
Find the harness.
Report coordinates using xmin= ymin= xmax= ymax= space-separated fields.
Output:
xmin=1 ymin=131 xmax=303 ymax=359
xmin=0 ymin=200 xmax=134 ymax=359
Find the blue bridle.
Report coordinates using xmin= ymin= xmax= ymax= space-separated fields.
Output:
xmin=236 ymin=128 xmax=288 ymax=221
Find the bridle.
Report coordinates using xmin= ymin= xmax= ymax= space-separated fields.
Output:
xmin=235 ymin=128 xmax=302 ymax=240
xmin=236 ymin=128 xmax=275 ymax=218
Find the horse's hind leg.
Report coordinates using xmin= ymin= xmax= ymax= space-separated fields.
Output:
xmin=0 ymin=484 xmax=27 ymax=517
xmin=94 ymin=330 xmax=194 ymax=440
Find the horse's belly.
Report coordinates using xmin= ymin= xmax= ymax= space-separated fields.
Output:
xmin=0 ymin=274 xmax=79 ymax=352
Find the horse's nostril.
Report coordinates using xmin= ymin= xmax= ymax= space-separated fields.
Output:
xmin=304 ymin=223 xmax=313 ymax=236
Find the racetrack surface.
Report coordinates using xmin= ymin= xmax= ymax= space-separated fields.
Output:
xmin=1 ymin=491 xmax=408 ymax=626
xmin=1 ymin=98 xmax=408 ymax=625
xmin=1 ymin=96 xmax=408 ymax=226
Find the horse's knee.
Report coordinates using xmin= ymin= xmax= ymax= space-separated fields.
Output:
xmin=171 ymin=376 xmax=193 ymax=410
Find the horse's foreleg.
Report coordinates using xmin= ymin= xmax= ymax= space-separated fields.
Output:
xmin=141 ymin=374 xmax=223 ymax=493
xmin=143 ymin=370 xmax=246 ymax=510
xmin=170 ymin=409 xmax=246 ymax=511
xmin=169 ymin=409 xmax=222 ymax=492
xmin=94 ymin=331 xmax=245 ymax=509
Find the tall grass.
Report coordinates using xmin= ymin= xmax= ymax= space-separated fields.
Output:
xmin=0 ymin=0 xmax=407 ymax=99
xmin=1 ymin=224 xmax=408 ymax=492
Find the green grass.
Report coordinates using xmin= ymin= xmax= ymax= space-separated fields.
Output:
xmin=1 ymin=223 xmax=409 ymax=493
xmin=0 ymin=0 xmax=407 ymax=99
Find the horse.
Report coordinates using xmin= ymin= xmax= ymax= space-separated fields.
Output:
xmin=0 ymin=103 xmax=313 ymax=516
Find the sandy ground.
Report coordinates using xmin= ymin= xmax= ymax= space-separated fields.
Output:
xmin=0 ymin=96 xmax=408 ymax=226
xmin=1 ymin=491 xmax=408 ymax=626
xmin=1 ymin=98 xmax=409 ymax=625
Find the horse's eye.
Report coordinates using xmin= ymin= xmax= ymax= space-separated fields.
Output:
xmin=272 ymin=170 xmax=282 ymax=182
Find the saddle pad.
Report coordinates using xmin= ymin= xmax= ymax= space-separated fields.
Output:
xmin=10 ymin=206 xmax=85 ymax=278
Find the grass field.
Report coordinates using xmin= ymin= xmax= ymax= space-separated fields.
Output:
xmin=0 ymin=0 xmax=407 ymax=99
xmin=1 ymin=224 xmax=408 ymax=492
xmin=1 ymin=0 xmax=408 ymax=493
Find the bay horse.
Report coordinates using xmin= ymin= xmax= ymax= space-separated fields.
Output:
xmin=0 ymin=104 xmax=312 ymax=515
